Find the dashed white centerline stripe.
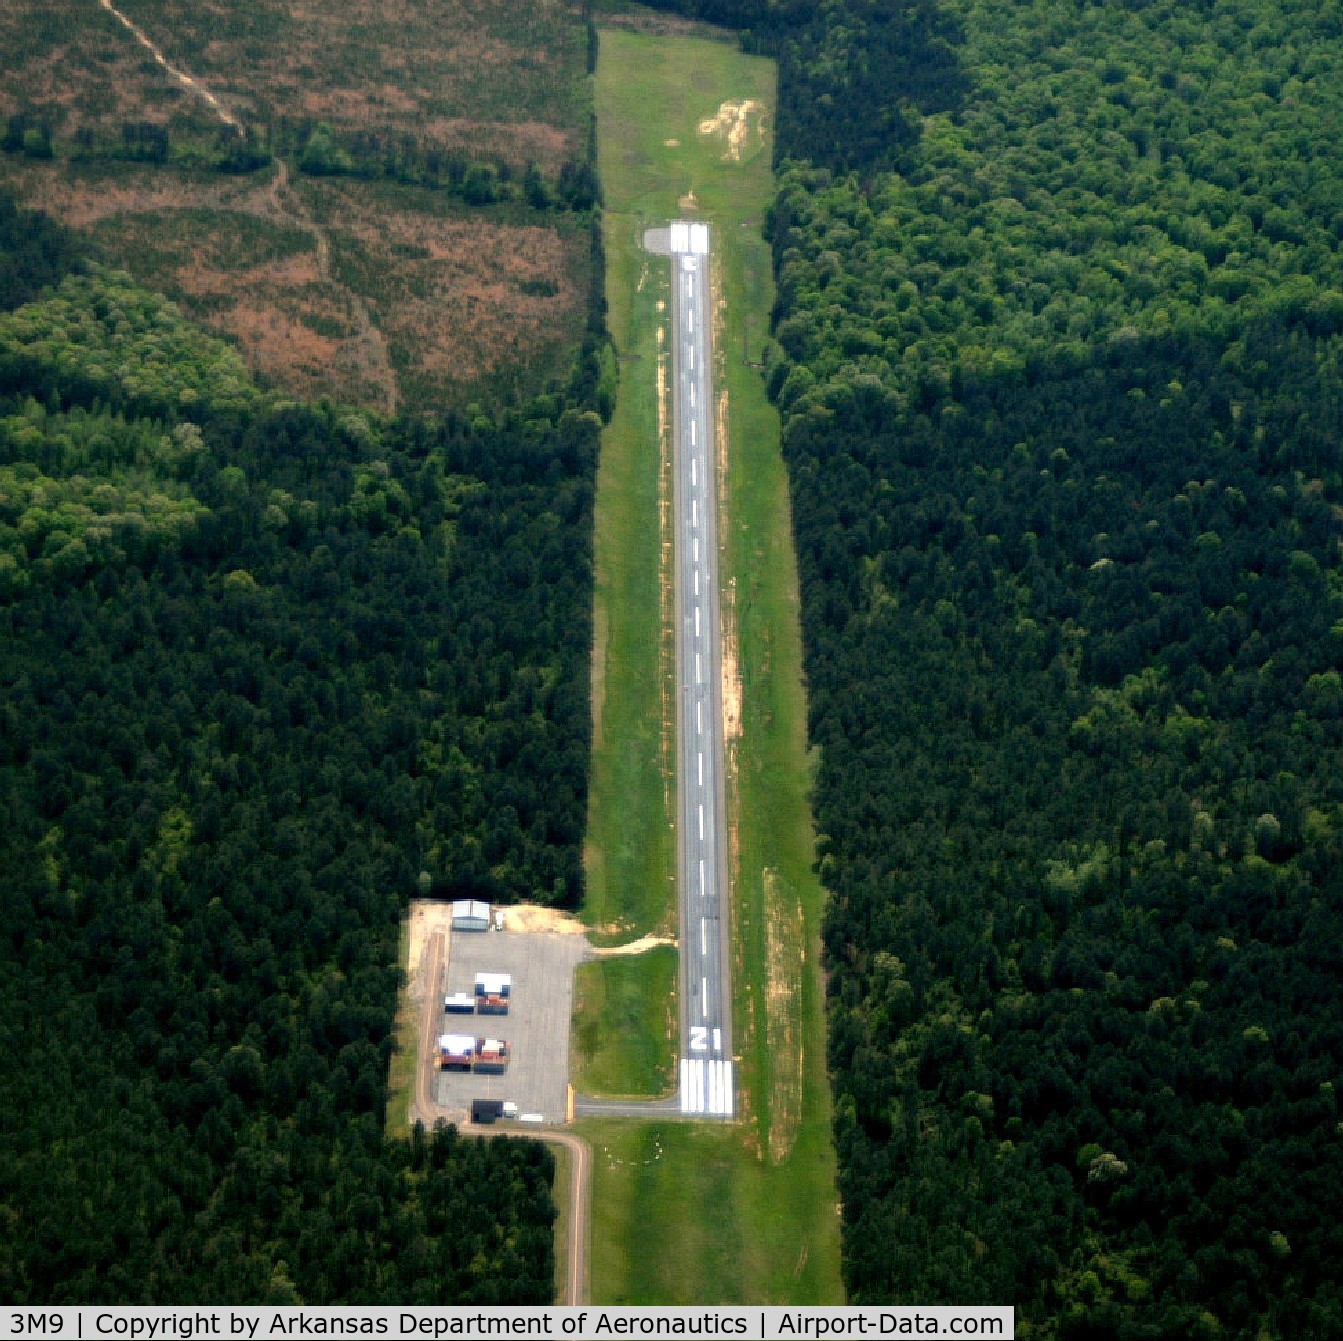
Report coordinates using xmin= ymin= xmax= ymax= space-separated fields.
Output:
xmin=694 ymin=568 xmax=699 ymax=596
xmin=695 ymin=606 xmax=701 ymax=636
xmin=696 ymin=652 xmax=702 ymax=683
xmin=699 ymin=858 xmax=706 ymax=897
xmin=698 ymin=751 xmax=704 ymax=786
xmin=701 ymin=977 xmax=708 ymax=1014
xmin=698 ymin=803 xmax=705 ymax=839
xmin=691 ymin=458 xmax=697 ymax=486
xmin=701 ymin=919 xmax=708 ymax=955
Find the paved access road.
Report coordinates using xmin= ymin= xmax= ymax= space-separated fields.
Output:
xmin=668 ymin=221 xmax=734 ymax=1118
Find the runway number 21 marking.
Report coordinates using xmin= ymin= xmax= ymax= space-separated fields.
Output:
xmin=689 ymin=1026 xmax=723 ymax=1052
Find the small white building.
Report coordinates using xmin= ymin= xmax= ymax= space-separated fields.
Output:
xmin=437 ymin=1033 xmax=475 ymax=1070
xmin=450 ymin=899 xmax=491 ymax=932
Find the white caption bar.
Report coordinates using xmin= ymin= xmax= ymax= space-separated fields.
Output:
xmin=1 ymin=1306 xmax=1015 ymax=1338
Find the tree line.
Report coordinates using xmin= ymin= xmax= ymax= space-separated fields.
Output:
xmin=639 ymin=0 xmax=1343 ymax=1333
xmin=0 ymin=181 xmax=606 ymax=1299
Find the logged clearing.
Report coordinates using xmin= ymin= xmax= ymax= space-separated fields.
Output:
xmin=0 ymin=0 xmax=589 ymax=408
xmin=0 ymin=0 xmax=584 ymax=165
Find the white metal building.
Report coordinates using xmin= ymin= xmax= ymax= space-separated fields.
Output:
xmin=450 ymin=899 xmax=491 ymax=932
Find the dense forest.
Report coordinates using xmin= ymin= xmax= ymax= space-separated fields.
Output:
xmin=0 ymin=185 xmax=606 ymax=1298
xmin=644 ymin=0 xmax=1343 ymax=1333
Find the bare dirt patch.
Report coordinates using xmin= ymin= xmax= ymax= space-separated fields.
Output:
xmin=590 ymin=934 xmax=676 ymax=958
xmin=762 ymin=868 xmax=804 ymax=1163
xmin=711 ymin=254 xmax=743 ymax=752
xmin=697 ymin=99 xmax=768 ymax=164
xmin=115 ymin=0 xmax=584 ymax=170
xmin=502 ymin=904 xmax=588 ymax=936
xmin=303 ymin=178 xmax=586 ymax=403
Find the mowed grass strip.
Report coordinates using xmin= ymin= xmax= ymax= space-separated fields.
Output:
xmin=571 ymin=948 xmax=678 ymax=1098
xmin=585 ymin=27 xmax=842 ymax=1302
xmin=584 ymin=209 xmax=675 ymax=944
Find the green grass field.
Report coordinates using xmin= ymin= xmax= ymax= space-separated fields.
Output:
xmin=583 ymin=26 xmax=843 ymax=1302
xmin=571 ymin=948 xmax=678 ymax=1097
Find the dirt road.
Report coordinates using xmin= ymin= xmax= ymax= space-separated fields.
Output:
xmin=411 ymin=929 xmax=591 ymax=1305
xmin=96 ymin=0 xmax=243 ymax=131
xmin=95 ymin=1 xmax=401 ymax=416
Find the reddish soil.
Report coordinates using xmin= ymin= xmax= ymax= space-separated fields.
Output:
xmin=1 ymin=0 xmax=589 ymax=409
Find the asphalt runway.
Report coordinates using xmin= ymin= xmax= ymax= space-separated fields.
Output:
xmin=667 ymin=221 xmax=734 ymax=1118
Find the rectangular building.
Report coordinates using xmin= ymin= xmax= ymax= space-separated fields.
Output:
xmin=438 ymin=1032 xmax=475 ymax=1070
xmin=451 ymin=900 xmax=491 ymax=932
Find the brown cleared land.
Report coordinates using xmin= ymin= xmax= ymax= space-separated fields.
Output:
xmin=0 ymin=0 xmax=589 ymax=409
xmin=1 ymin=0 xmax=584 ymax=168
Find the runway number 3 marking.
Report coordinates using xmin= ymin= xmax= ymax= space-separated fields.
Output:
xmin=690 ymin=1026 xmax=708 ymax=1051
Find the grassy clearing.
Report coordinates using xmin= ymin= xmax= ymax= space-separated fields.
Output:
xmin=584 ymin=27 xmax=842 ymax=1302
xmin=550 ymin=1140 xmax=574 ymax=1304
xmin=583 ymin=166 xmax=676 ymax=944
xmin=580 ymin=1116 xmax=840 ymax=1303
xmin=571 ymin=948 xmax=678 ymax=1097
